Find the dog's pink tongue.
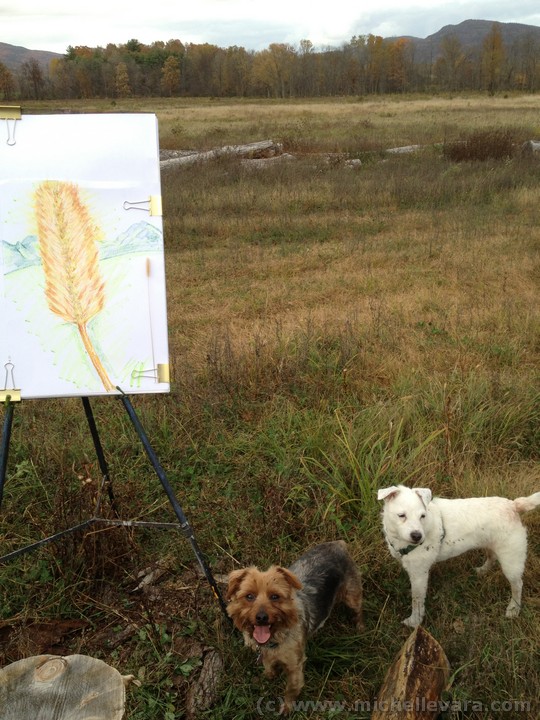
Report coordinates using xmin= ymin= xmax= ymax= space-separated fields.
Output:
xmin=253 ymin=625 xmax=271 ymax=644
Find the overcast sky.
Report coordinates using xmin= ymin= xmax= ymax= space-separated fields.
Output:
xmin=3 ymin=0 xmax=540 ymax=54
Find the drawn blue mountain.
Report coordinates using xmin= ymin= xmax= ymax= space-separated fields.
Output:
xmin=2 ymin=235 xmax=42 ymax=272
xmin=100 ymin=221 xmax=163 ymax=259
xmin=2 ymin=221 xmax=163 ymax=273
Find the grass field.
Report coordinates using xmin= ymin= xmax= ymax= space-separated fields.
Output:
xmin=1 ymin=95 xmax=539 ymax=718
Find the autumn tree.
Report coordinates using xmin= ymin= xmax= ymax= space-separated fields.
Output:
xmin=482 ymin=22 xmax=506 ymax=94
xmin=365 ymin=35 xmax=387 ymax=93
xmin=295 ymin=39 xmax=320 ymax=96
xmin=49 ymin=58 xmax=73 ymax=98
xmin=509 ymin=33 xmax=539 ymax=91
xmin=72 ymin=48 xmax=102 ymax=97
xmin=252 ymin=43 xmax=296 ymax=97
xmin=434 ymin=35 xmax=467 ymax=91
xmin=221 ymin=46 xmax=252 ymax=96
xmin=0 ymin=62 xmax=16 ymax=99
xmin=344 ymin=35 xmax=369 ymax=94
xmin=161 ymin=55 xmax=181 ymax=96
xmin=18 ymin=58 xmax=47 ymax=99
xmin=183 ymin=43 xmax=221 ymax=95
xmin=317 ymin=48 xmax=350 ymax=95
xmin=387 ymin=39 xmax=411 ymax=92
xmin=115 ymin=62 xmax=131 ymax=97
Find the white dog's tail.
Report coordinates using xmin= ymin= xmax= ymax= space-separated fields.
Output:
xmin=514 ymin=492 xmax=540 ymax=514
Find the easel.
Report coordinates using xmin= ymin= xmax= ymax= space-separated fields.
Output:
xmin=0 ymin=108 xmax=230 ymax=624
xmin=0 ymin=388 xmax=230 ymax=622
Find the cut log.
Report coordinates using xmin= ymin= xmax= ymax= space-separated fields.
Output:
xmin=186 ymin=648 xmax=224 ymax=719
xmin=0 ymin=654 xmax=132 ymax=719
xmin=386 ymin=144 xmax=423 ymax=154
xmin=372 ymin=626 xmax=450 ymax=720
xmin=160 ymin=140 xmax=283 ymax=169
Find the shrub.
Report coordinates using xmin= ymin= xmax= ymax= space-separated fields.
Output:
xmin=443 ymin=128 xmax=516 ymax=161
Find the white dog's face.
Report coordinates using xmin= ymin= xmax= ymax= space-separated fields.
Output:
xmin=378 ymin=485 xmax=432 ymax=546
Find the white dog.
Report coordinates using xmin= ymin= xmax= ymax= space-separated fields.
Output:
xmin=378 ymin=484 xmax=540 ymax=627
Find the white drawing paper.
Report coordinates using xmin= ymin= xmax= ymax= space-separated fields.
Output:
xmin=0 ymin=113 xmax=170 ymax=399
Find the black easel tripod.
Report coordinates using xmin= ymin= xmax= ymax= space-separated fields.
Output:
xmin=0 ymin=389 xmax=230 ymax=622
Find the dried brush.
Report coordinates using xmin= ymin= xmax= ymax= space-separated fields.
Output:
xmin=34 ymin=180 xmax=114 ymax=392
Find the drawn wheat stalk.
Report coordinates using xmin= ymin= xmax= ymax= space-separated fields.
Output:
xmin=34 ymin=180 xmax=114 ymax=392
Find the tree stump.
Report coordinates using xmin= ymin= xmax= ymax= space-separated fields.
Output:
xmin=372 ymin=626 xmax=450 ymax=719
xmin=0 ymin=654 xmax=133 ymax=720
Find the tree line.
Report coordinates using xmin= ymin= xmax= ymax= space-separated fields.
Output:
xmin=1 ymin=23 xmax=539 ymax=101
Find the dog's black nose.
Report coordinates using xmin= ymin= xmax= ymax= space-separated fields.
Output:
xmin=256 ymin=610 xmax=269 ymax=625
xmin=410 ymin=531 xmax=422 ymax=543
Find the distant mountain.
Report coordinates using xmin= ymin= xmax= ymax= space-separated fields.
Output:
xmin=0 ymin=41 xmax=62 ymax=71
xmin=390 ymin=19 xmax=540 ymax=63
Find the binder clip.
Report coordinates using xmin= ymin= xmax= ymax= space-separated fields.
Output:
xmin=1 ymin=361 xmax=21 ymax=403
xmin=1 ymin=106 xmax=21 ymax=146
xmin=131 ymin=363 xmax=170 ymax=384
xmin=123 ymin=196 xmax=162 ymax=217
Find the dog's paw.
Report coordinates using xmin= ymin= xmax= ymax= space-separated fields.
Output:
xmin=505 ymin=601 xmax=521 ymax=618
xmin=354 ymin=613 xmax=365 ymax=633
xmin=402 ymin=616 xmax=421 ymax=628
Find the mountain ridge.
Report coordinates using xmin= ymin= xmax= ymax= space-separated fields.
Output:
xmin=389 ymin=19 xmax=540 ymax=63
xmin=0 ymin=41 xmax=61 ymax=71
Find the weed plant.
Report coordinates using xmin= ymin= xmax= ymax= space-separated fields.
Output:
xmin=443 ymin=127 xmax=521 ymax=162
xmin=1 ymin=96 xmax=539 ymax=719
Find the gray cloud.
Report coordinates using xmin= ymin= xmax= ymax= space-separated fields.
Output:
xmin=4 ymin=1 xmax=540 ymax=53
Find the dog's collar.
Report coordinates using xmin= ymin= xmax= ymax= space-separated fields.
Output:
xmin=256 ymin=639 xmax=279 ymax=662
xmin=399 ymin=543 xmax=420 ymax=556
xmin=396 ymin=523 xmax=446 ymax=556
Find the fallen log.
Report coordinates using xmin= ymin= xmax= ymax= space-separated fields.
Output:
xmin=160 ymin=140 xmax=283 ymax=169
xmin=386 ymin=144 xmax=423 ymax=154
xmin=372 ymin=626 xmax=450 ymax=720
xmin=0 ymin=654 xmax=135 ymax=719
xmin=241 ymin=152 xmax=295 ymax=169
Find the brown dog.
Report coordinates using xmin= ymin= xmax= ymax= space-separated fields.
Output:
xmin=226 ymin=541 xmax=363 ymax=711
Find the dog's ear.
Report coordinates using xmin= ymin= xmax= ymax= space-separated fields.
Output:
xmin=275 ymin=567 xmax=302 ymax=591
xmin=378 ymin=486 xmax=400 ymax=502
xmin=225 ymin=568 xmax=250 ymax=601
xmin=415 ymin=488 xmax=432 ymax=507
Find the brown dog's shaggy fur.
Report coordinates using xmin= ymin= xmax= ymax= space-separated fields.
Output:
xmin=226 ymin=541 xmax=363 ymax=711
